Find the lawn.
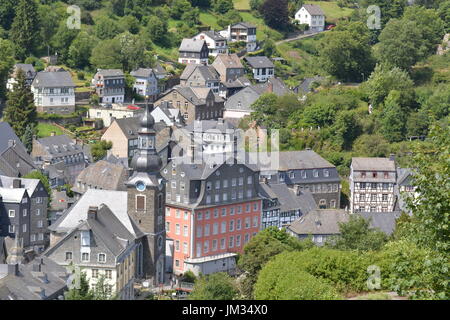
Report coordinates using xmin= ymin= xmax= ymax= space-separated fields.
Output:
xmin=304 ymin=1 xmax=354 ymax=23
xmin=36 ymin=123 xmax=64 ymax=138
xmin=233 ymin=0 xmax=250 ymax=11
xmin=199 ymin=12 xmax=221 ymax=30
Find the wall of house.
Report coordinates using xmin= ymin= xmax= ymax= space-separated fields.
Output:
xmin=101 ymin=122 xmax=129 ymax=159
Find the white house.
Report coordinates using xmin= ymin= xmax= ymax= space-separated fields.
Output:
xmin=192 ymin=30 xmax=228 ymax=57
xmin=88 ymin=104 xmax=142 ymax=127
xmin=31 ymin=71 xmax=76 ymax=114
xmin=219 ymin=22 xmax=257 ymax=52
xmin=178 ymin=39 xmax=209 ymax=65
xmin=151 ymin=103 xmax=183 ymax=127
xmin=295 ymin=4 xmax=326 ymax=32
xmin=130 ymin=68 xmax=159 ymax=101
xmin=244 ymin=56 xmax=275 ymax=82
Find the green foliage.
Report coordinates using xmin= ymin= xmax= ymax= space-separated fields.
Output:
xmin=3 ymin=70 xmax=37 ymax=138
xmin=10 ymin=0 xmax=40 ymax=59
xmin=261 ymin=0 xmax=289 ymax=31
xmin=330 ymin=215 xmax=388 ymax=251
xmin=380 ymin=90 xmax=408 ymax=142
xmin=65 ymin=271 xmax=93 ymax=300
xmin=68 ymin=31 xmax=96 ymax=69
xmin=91 ymin=140 xmax=112 ymax=162
xmin=0 ymin=38 xmax=14 ymax=102
xmin=190 ymin=272 xmax=238 ymax=300
xmin=94 ymin=16 xmax=121 ymax=40
xmin=21 ymin=125 xmax=35 ymax=154
xmin=181 ymin=270 xmax=197 ymax=283
xmin=146 ymin=16 xmax=168 ymax=44
xmin=212 ymin=0 xmax=234 ymax=14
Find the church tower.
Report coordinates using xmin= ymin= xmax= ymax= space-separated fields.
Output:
xmin=126 ymin=103 xmax=166 ymax=284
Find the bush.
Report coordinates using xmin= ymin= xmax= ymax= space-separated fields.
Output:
xmin=77 ymin=71 xmax=85 ymax=80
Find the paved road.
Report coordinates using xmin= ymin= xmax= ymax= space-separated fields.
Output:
xmin=276 ymin=30 xmax=328 ymax=45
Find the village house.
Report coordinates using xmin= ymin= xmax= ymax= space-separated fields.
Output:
xmin=212 ymin=53 xmax=246 ymax=83
xmin=7 ymin=64 xmax=37 ymax=91
xmin=92 ymin=69 xmax=125 ymax=104
xmin=151 ymin=103 xmax=184 ymax=127
xmin=349 ymin=157 xmax=397 ymax=214
xmin=162 ymin=158 xmax=262 ymax=276
xmin=192 ymin=30 xmax=229 ymax=57
xmin=220 ymin=22 xmax=257 ymax=52
xmin=101 ymin=116 xmax=171 ymax=165
xmin=31 ymin=70 xmax=76 ymax=114
xmin=155 ymin=86 xmax=225 ymax=124
xmin=88 ymin=104 xmax=143 ymax=128
xmin=178 ymin=39 xmax=209 ymax=65
xmin=0 ymin=175 xmax=49 ymax=252
xmin=31 ymin=134 xmax=88 ymax=185
xmin=180 ymin=64 xmax=221 ymax=94
xmin=295 ymin=4 xmax=326 ymax=32
xmin=130 ymin=68 xmax=159 ymax=101
xmin=244 ymin=56 xmax=275 ymax=82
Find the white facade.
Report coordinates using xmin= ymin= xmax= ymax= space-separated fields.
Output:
xmin=151 ymin=106 xmax=182 ymax=127
xmin=251 ymin=67 xmax=274 ymax=82
xmin=193 ymin=32 xmax=228 ymax=57
xmin=132 ymin=73 xmax=159 ymax=98
xmin=183 ymin=253 xmax=237 ymax=276
xmin=31 ymin=86 xmax=76 ymax=114
xmin=295 ymin=6 xmax=325 ymax=32
xmin=219 ymin=24 xmax=257 ymax=52
xmin=88 ymin=105 xmax=141 ymax=127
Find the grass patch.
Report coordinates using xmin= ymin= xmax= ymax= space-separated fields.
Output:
xmin=36 ymin=123 xmax=64 ymax=138
xmin=199 ymin=11 xmax=221 ymax=30
xmin=355 ymin=292 xmax=393 ymax=300
xmin=304 ymin=1 xmax=354 ymax=23
xmin=234 ymin=0 xmax=250 ymax=11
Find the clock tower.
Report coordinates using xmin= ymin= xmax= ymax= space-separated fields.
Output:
xmin=126 ymin=103 xmax=166 ymax=284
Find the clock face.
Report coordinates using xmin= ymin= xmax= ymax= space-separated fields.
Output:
xmin=136 ymin=181 xmax=146 ymax=192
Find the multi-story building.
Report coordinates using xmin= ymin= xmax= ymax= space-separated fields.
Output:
xmin=31 ymin=71 xmax=76 ymax=114
xmin=32 ymin=134 xmax=87 ymax=185
xmin=88 ymin=103 xmax=143 ymax=127
xmin=220 ymin=22 xmax=257 ymax=52
xmin=258 ymin=150 xmax=341 ymax=209
xmin=180 ymin=64 xmax=221 ymax=94
xmin=45 ymin=205 xmax=137 ymax=300
xmin=192 ymin=31 xmax=228 ymax=57
xmin=155 ymin=86 xmax=225 ymax=124
xmin=244 ymin=56 xmax=275 ymax=82
xmin=92 ymin=69 xmax=125 ymax=104
xmin=0 ymin=175 xmax=49 ymax=252
xmin=350 ymin=157 xmax=397 ymax=213
xmin=212 ymin=53 xmax=246 ymax=83
xmin=295 ymin=4 xmax=326 ymax=32
xmin=178 ymin=39 xmax=209 ymax=65
xmin=130 ymin=68 xmax=159 ymax=101
xmin=162 ymin=159 xmax=262 ymax=276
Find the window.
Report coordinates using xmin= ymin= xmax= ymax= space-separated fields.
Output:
xmin=246 ymin=204 xmax=250 ymax=213
xmin=38 ymin=233 xmax=43 ymax=241
xmin=65 ymin=252 xmax=72 ymax=260
xmin=221 ymin=208 xmax=227 ymax=217
xmin=221 ymin=221 xmax=227 ymax=234
xmin=204 ymin=224 xmax=210 ymax=236
xmin=384 ymin=172 xmax=389 ymax=179
xmin=136 ymin=195 xmax=145 ymax=211
xmin=371 ymin=194 xmax=377 ymax=201
xmin=229 ymin=236 xmax=234 ymax=248
xmin=215 ymin=180 xmax=220 ymax=189
xmin=175 ymin=240 xmax=180 ymax=251
xmin=301 ymin=170 xmax=307 ymax=179
xmin=247 ymin=176 xmax=253 ymax=184
xmin=105 ymin=270 xmax=112 ymax=279
xmin=361 ymin=171 xmax=366 ymax=178
xmin=31 ymin=234 xmax=36 ymax=242
xmin=23 ymin=209 xmax=27 ymax=217
xmin=324 ymin=169 xmax=329 ymax=177
xmin=360 ymin=182 xmax=366 ymax=189
xmin=184 ymin=211 xmax=188 ymax=220
xmin=165 ymin=222 xmax=170 ymax=232
xmin=371 ymin=183 xmax=377 ymax=190
xmin=212 ymin=239 xmax=218 ymax=251
xmin=196 ymin=226 xmax=202 ymax=238
xmin=253 ymin=203 xmax=259 ymax=211
xmin=183 ymin=242 xmax=188 ymax=254
xmin=245 ymin=218 xmax=250 ymax=229
xmin=220 ymin=238 xmax=226 ymax=250
xmin=22 ymin=224 xmax=27 ymax=233
xmin=82 ymin=253 xmax=90 ymax=262
xmin=206 ymin=182 xmax=212 ymax=190
xmin=204 ymin=241 xmax=209 ymax=253
xmin=214 ymin=209 xmax=219 ymax=218
xmin=236 ymin=235 xmax=241 ymax=247
xmin=330 ymin=200 xmax=336 ymax=208
xmin=175 ymin=224 xmax=180 ymax=235
xmin=197 ymin=212 xmax=203 ymax=220
xmin=36 ymin=208 xmax=41 ymax=216
xmin=213 ymin=223 xmax=219 ymax=235
xmin=92 ymin=269 xmax=99 ymax=278
xmin=313 ymin=169 xmax=319 ymax=177
xmin=382 ymin=183 xmax=389 ymax=190
xmin=183 ymin=225 xmax=188 ymax=237
xmin=382 ymin=194 xmax=388 ymax=201
xmin=8 ymin=225 xmax=14 ymax=233
xmin=253 ymin=216 xmax=259 ymax=228
xmin=236 ymin=219 xmax=242 ymax=230
xmin=229 ymin=220 xmax=234 ymax=232
xmin=176 ymin=210 xmax=181 ymax=218
xmin=8 ymin=210 xmax=15 ymax=218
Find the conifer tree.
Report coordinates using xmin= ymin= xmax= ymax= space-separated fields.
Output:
xmin=21 ymin=124 xmax=34 ymax=154
xmin=3 ymin=69 xmax=37 ymax=138
xmin=10 ymin=0 xmax=40 ymax=59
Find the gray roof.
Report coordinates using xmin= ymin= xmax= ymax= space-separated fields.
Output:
xmin=397 ymin=167 xmax=414 ymax=186
xmin=231 ymin=22 xmax=256 ymax=29
xmin=358 ymin=212 xmax=402 ymax=235
xmin=0 ymin=187 xmax=26 ymax=203
xmin=197 ymin=30 xmax=226 ymax=41
xmin=259 ymin=183 xmax=317 ymax=214
xmin=213 ymin=54 xmax=244 ymax=69
xmin=72 ymin=160 xmax=128 ymax=194
xmin=11 ymin=64 xmax=36 ymax=79
xmin=185 ymin=119 xmax=235 ymax=132
xmin=153 ymin=63 xmax=168 ymax=77
xmin=221 ymin=76 xmax=251 ymax=88
xmin=294 ymin=76 xmax=325 ymax=94
xmin=288 ymin=209 xmax=349 ymax=235
xmin=302 ymin=4 xmax=325 ymax=16
xmin=277 ymin=150 xmax=335 ymax=170
xmin=0 ymin=175 xmax=40 ymax=197
xmin=31 ymin=71 xmax=75 ymax=88
xmin=245 ymin=56 xmax=275 ymax=69
xmin=36 ymin=135 xmax=84 ymax=158
xmin=164 ymin=86 xmax=223 ymax=106
xmin=352 ymin=157 xmax=396 ymax=171
xmin=179 ymin=38 xmax=207 ymax=53
xmin=0 ymin=255 xmax=68 ymax=300
xmin=180 ymin=64 xmax=220 ymax=82
xmin=96 ymin=69 xmax=124 ymax=77
xmin=0 ymin=122 xmax=27 ymax=154
xmin=130 ymin=68 xmax=155 ymax=79
xmin=0 ymin=146 xmax=38 ymax=178
xmin=48 ymin=189 xmax=138 ymax=236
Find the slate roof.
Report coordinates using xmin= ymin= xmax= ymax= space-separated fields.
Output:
xmin=179 ymin=39 xmax=207 ymax=52
xmin=294 ymin=76 xmax=325 ymax=94
xmin=48 ymin=189 xmax=139 ymax=236
xmin=231 ymin=22 xmax=256 ymax=29
xmin=180 ymin=64 xmax=220 ymax=82
xmin=397 ymin=168 xmax=414 ymax=186
xmin=96 ymin=69 xmax=124 ymax=77
xmin=166 ymin=86 xmax=224 ymax=106
xmin=0 ymin=187 xmax=26 ymax=203
xmin=0 ymin=175 xmax=40 ymax=197
xmin=185 ymin=119 xmax=235 ymax=132
xmin=288 ymin=209 xmax=349 ymax=235
xmin=259 ymin=183 xmax=317 ymax=214
xmin=0 ymin=122 xmax=27 ymax=154
xmin=130 ymin=68 xmax=155 ymax=79
xmin=35 ymin=135 xmax=84 ymax=158
xmin=11 ymin=64 xmax=36 ymax=79
xmin=0 ymin=146 xmax=38 ymax=178
xmin=245 ymin=56 xmax=275 ymax=69
xmin=198 ymin=30 xmax=226 ymax=41
xmin=72 ymin=160 xmax=128 ymax=194
xmin=302 ymin=4 xmax=325 ymax=16
xmin=214 ymin=54 xmax=244 ymax=69
xmin=277 ymin=150 xmax=335 ymax=170
xmin=358 ymin=212 xmax=402 ymax=235
xmin=352 ymin=157 xmax=396 ymax=171
xmin=221 ymin=76 xmax=252 ymax=88
xmin=153 ymin=62 xmax=168 ymax=77
xmin=31 ymin=71 xmax=75 ymax=88
xmin=0 ymin=256 xmax=68 ymax=300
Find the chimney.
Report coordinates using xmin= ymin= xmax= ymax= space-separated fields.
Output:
xmin=87 ymin=206 xmax=98 ymax=220
xmin=50 ymin=131 xmax=56 ymax=137
xmin=12 ymin=179 xmax=21 ymax=189
xmin=8 ymin=139 xmax=16 ymax=148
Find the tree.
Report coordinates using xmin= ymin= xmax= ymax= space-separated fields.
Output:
xmin=438 ymin=1 xmax=450 ymax=32
xmin=190 ymin=273 xmax=238 ymax=300
xmin=331 ymin=110 xmax=361 ymax=150
xmin=352 ymin=134 xmax=390 ymax=157
xmin=21 ymin=125 xmax=34 ymax=154
xmin=182 ymin=7 xmax=200 ymax=28
xmin=423 ymin=83 xmax=450 ymax=119
xmin=0 ymin=0 xmax=15 ymax=30
xmin=330 ymin=215 xmax=388 ymax=251
xmin=402 ymin=122 xmax=450 ymax=299
xmin=317 ymin=22 xmax=375 ymax=82
xmin=380 ymin=90 xmax=408 ymax=142
xmin=170 ymin=0 xmax=193 ymax=19
xmin=91 ymin=140 xmax=112 ymax=162
xmin=65 ymin=271 xmax=93 ymax=300
xmin=263 ymin=38 xmax=276 ymax=57
xmin=362 ymin=64 xmax=414 ymax=107
xmin=50 ymin=21 xmax=80 ymax=64
xmin=67 ymin=31 xmax=96 ymax=69
xmin=38 ymin=4 xmax=60 ymax=52
xmin=217 ymin=10 xmax=243 ymax=28
xmin=146 ymin=16 xmax=168 ymax=44
xmin=90 ymin=38 xmax=123 ymax=70
xmin=0 ymin=38 xmax=14 ymax=103
xmin=94 ymin=16 xmax=121 ymax=40
xmin=261 ymin=0 xmax=289 ymax=30
xmin=10 ymin=0 xmax=40 ymax=59
xmin=3 ymin=70 xmax=37 ymax=139
xmin=212 ymin=0 xmax=234 ymax=14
